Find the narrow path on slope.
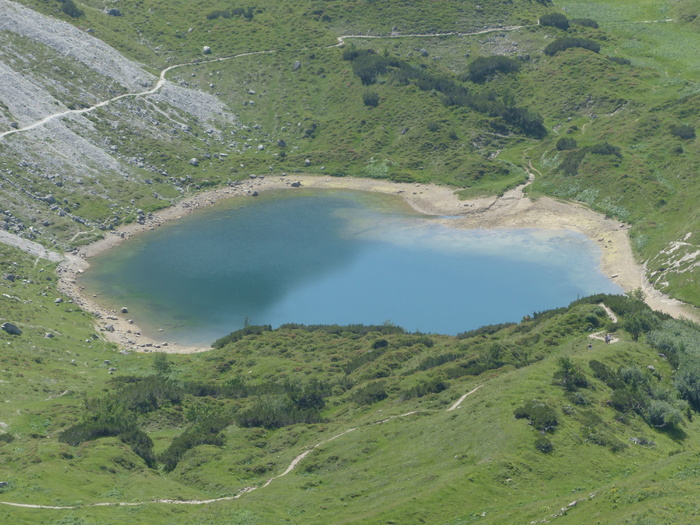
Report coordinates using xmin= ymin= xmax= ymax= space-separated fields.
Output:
xmin=0 ymin=50 xmax=275 ymax=141
xmin=0 ymin=386 xmax=482 ymax=510
xmin=588 ymin=302 xmax=620 ymax=343
xmin=0 ymin=25 xmax=529 ymax=141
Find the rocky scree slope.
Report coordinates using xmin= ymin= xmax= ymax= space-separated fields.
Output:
xmin=0 ymin=0 xmax=237 ymax=248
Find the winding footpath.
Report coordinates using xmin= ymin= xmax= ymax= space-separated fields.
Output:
xmin=0 ymin=386 xmax=482 ymax=510
xmin=0 ymin=25 xmax=528 ymax=142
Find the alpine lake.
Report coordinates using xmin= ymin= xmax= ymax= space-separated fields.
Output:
xmin=79 ymin=189 xmax=622 ymax=345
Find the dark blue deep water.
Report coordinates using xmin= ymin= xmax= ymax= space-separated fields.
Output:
xmin=80 ymin=189 xmax=622 ymax=344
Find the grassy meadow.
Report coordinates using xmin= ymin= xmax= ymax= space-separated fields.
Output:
xmin=1 ymin=0 xmax=700 ymax=522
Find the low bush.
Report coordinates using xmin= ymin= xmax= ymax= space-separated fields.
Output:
xmin=467 ymin=56 xmax=521 ymax=83
xmin=212 ymin=325 xmax=272 ymax=349
xmin=350 ymin=381 xmax=388 ymax=405
xmin=608 ymin=56 xmax=631 ymax=65
xmin=416 ymin=353 xmax=461 ymax=371
xmin=556 ymin=137 xmax=577 ymax=151
xmin=363 ymin=91 xmax=380 ymax=107
xmin=401 ymin=378 xmax=448 ymax=400
xmin=671 ymin=124 xmax=696 ymax=140
xmin=457 ymin=322 xmax=516 ymax=339
xmin=590 ymin=142 xmax=622 ymax=158
xmin=206 ymin=10 xmax=231 ymax=19
xmin=514 ymin=400 xmax=558 ymax=432
xmin=571 ymin=18 xmax=599 ymax=29
xmin=540 ymin=13 xmax=569 ymax=31
xmin=60 ymin=0 xmax=83 ymax=18
xmin=535 ymin=436 xmax=554 ymax=453
xmin=544 ymin=37 xmax=600 ymax=56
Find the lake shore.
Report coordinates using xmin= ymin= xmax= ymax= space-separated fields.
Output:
xmin=56 ymin=174 xmax=699 ymax=354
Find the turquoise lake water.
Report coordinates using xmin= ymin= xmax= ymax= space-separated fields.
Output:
xmin=80 ymin=189 xmax=622 ymax=344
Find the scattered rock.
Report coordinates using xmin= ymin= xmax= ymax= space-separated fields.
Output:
xmin=291 ymin=181 xmax=301 ymax=188
xmin=121 ymin=307 xmax=128 ymax=313
xmin=54 ymin=297 xmax=63 ymax=304
xmin=257 ymin=144 xmax=264 ymax=150
xmin=1 ymin=323 xmax=21 ymax=336
xmin=292 ymin=60 xmax=301 ymax=71
xmin=2 ymin=274 xmax=15 ymax=282
xmin=189 ymin=158 xmax=199 ymax=167
xmin=203 ymin=46 xmax=211 ymax=54
xmin=305 ymin=158 xmax=311 ymax=166
xmin=277 ymin=139 xmax=286 ymax=147
xmin=104 ymin=8 xmax=121 ymax=16
xmin=44 ymin=332 xmax=54 ymax=338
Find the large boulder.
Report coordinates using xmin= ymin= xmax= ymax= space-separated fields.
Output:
xmin=1 ymin=323 xmax=21 ymax=335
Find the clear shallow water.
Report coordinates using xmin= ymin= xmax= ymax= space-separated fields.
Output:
xmin=80 ymin=189 xmax=622 ymax=344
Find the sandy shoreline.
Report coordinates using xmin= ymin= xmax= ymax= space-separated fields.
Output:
xmin=55 ymin=174 xmax=699 ymax=353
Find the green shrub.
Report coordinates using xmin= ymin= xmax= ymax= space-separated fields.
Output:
xmin=416 ymin=353 xmax=461 ymax=371
xmin=279 ymin=323 xmax=405 ymax=336
xmin=671 ymin=124 xmax=696 ymax=140
xmin=589 ymin=359 xmax=622 ymax=389
xmin=560 ymin=148 xmax=587 ymax=175
xmin=363 ymin=91 xmax=380 ymax=107
xmin=553 ymin=356 xmax=588 ymax=391
xmin=514 ymin=400 xmax=558 ymax=432
xmin=236 ymin=399 xmax=323 ymax=429
xmin=571 ymin=18 xmax=599 ymax=29
xmin=610 ymin=388 xmax=647 ymax=414
xmin=608 ymin=56 xmax=631 ymax=65
xmin=540 ymin=13 xmax=569 ymax=31
xmin=206 ymin=10 xmax=232 ymax=19
xmin=590 ymin=142 xmax=622 ymax=158
xmin=457 ymin=322 xmax=516 ymax=339
xmin=159 ymin=426 xmax=227 ymax=472
xmin=60 ymin=0 xmax=83 ymax=18
xmin=622 ymin=310 xmax=661 ymax=341
xmin=535 ymin=436 xmax=554 ymax=453
xmin=556 ymin=137 xmax=577 ymax=151
xmin=350 ymin=381 xmax=388 ymax=405
xmin=467 ymin=56 xmax=521 ymax=83
xmin=647 ymin=400 xmax=683 ymax=428
xmin=544 ymin=37 xmax=601 ymax=56
xmin=401 ymin=378 xmax=448 ymax=400
xmin=344 ymin=347 xmax=389 ymax=374
xmin=120 ymin=429 xmax=156 ymax=468
xmin=212 ymin=325 xmax=272 ymax=349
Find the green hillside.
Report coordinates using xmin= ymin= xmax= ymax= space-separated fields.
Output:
xmin=2 ymin=240 xmax=700 ymax=522
xmin=1 ymin=0 xmax=700 ymax=522
xmin=2 ymin=0 xmax=698 ymax=304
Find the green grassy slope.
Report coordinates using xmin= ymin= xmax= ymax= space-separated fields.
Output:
xmin=1 ymin=1 xmax=700 ymax=522
xmin=2 ymin=292 xmax=700 ymax=523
